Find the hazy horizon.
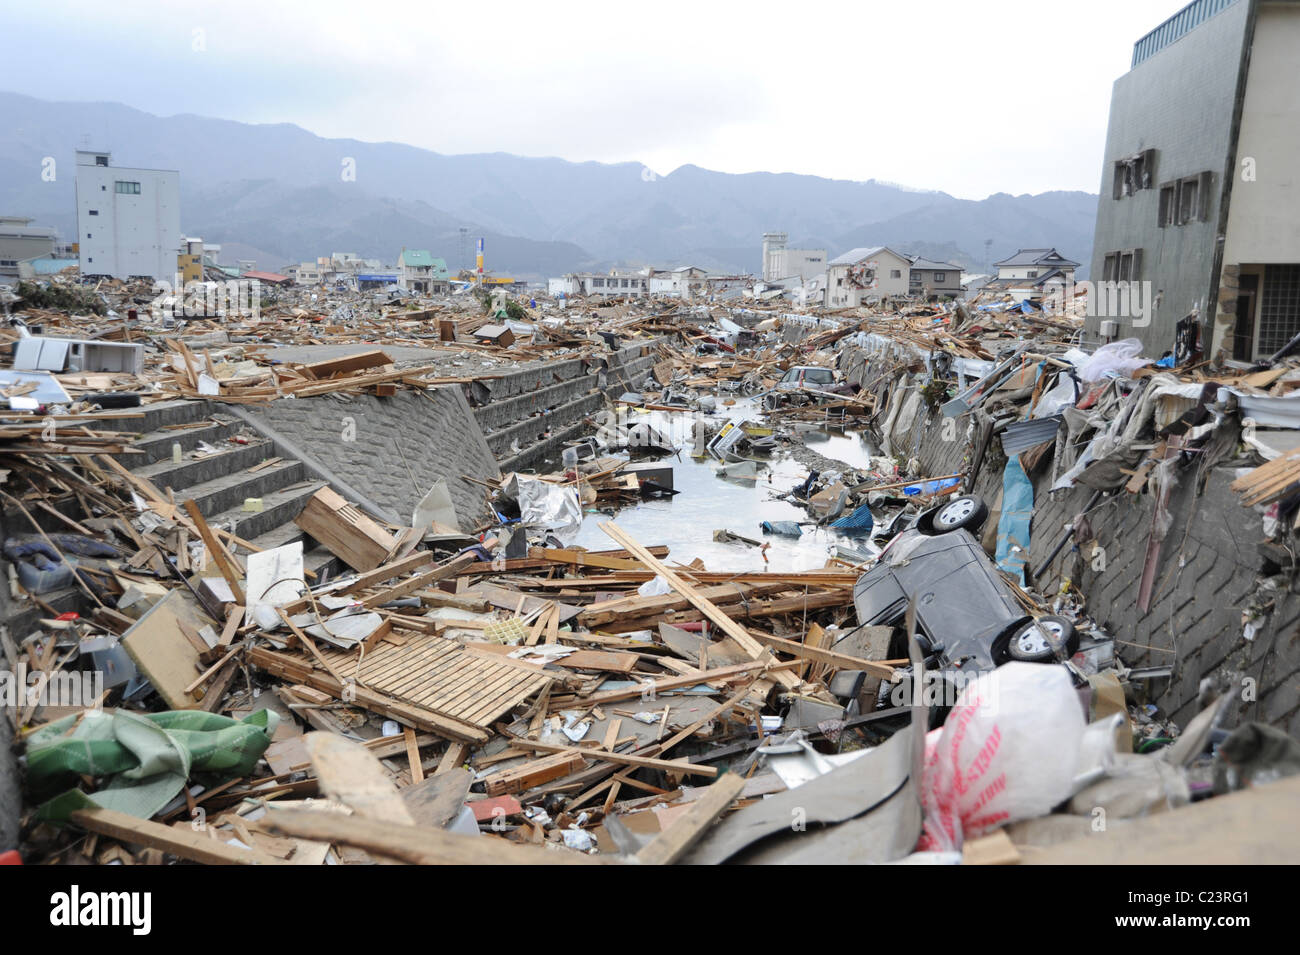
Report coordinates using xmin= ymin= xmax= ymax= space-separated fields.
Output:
xmin=3 ymin=0 xmax=1192 ymax=201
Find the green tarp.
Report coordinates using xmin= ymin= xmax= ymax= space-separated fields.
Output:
xmin=27 ymin=707 xmax=278 ymax=822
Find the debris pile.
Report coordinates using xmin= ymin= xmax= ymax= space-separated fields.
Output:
xmin=2 ymin=273 xmax=1299 ymax=865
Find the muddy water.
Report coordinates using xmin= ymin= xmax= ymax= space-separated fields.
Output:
xmin=567 ymin=407 xmax=877 ymax=573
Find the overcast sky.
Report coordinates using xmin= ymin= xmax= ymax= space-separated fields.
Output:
xmin=6 ymin=0 xmax=1192 ymax=199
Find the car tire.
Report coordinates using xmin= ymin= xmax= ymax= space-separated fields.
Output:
xmin=924 ymin=496 xmax=988 ymax=535
xmin=1006 ymin=615 xmax=1078 ymax=663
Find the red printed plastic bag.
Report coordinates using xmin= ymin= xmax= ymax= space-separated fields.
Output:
xmin=918 ymin=663 xmax=1085 ymax=852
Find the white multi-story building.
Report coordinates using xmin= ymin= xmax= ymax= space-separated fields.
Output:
xmin=762 ymin=232 xmax=826 ymax=283
xmin=548 ymin=270 xmax=648 ymax=297
xmin=74 ymin=150 xmax=182 ymax=281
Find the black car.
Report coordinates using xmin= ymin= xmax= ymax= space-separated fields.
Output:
xmin=838 ymin=495 xmax=1078 ymax=713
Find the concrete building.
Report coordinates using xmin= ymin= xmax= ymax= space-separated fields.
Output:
xmin=179 ymin=237 xmax=204 ymax=284
xmin=74 ymin=150 xmax=182 ymax=281
xmin=397 ymin=250 xmax=450 ymax=293
xmin=647 ymin=266 xmax=707 ymax=299
xmin=287 ymin=262 xmax=322 ymax=285
xmin=548 ymin=270 xmax=648 ymax=297
xmin=825 ymin=246 xmax=911 ymax=306
xmin=1088 ymin=0 xmax=1300 ymax=360
xmin=762 ymin=232 xmax=827 ymax=283
xmin=0 ymin=216 xmax=58 ymax=281
xmin=907 ymin=256 xmax=964 ymax=300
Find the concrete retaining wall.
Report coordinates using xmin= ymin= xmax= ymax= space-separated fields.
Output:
xmin=239 ymin=385 xmax=499 ymax=530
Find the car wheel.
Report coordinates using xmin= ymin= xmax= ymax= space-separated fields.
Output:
xmin=1006 ymin=615 xmax=1078 ymax=663
xmin=927 ymin=496 xmax=988 ymax=534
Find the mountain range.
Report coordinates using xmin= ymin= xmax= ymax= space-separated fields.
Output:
xmin=0 ymin=91 xmax=1098 ymax=279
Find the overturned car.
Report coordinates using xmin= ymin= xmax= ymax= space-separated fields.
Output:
xmin=837 ymin=495 xmax=1078 ymax=719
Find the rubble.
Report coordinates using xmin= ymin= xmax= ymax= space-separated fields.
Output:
xmin=1 ymin=271 xmax=1298 ymax=867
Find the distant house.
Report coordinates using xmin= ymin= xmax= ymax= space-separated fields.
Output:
xmin=241 ymin=269 xmax=292 ymax=286
xmin=0 ymin=216 xmax=58 ymax=281
xmin=825 ymin=246 xmax=911 ymax=306
xmin=907 ymin=256 xmax=964 ymax=300
xmin=287 ymin=262 xmax=323 ymax=285
xmin=548 ymin=270 xmax=647 ymax=297
xmin=648 ymin=266 xmax=707 ymax=298
xmin=397 ymin=249 xmax=450 ymax=294
xmin=985 ymin=248 xmax=1081 ymax=301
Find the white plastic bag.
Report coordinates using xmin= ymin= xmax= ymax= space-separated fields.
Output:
xmin=637 ymin=575 xmax=672 ymax=597
xmin=919 ymin=663 xmax=1085 ymax=851
xmin=1078 ymin=338 xmax=1149 ymax=382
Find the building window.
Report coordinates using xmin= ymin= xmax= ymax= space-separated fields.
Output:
xmin=1173 ymin=171 xmax=1213 ymax=224
xmin=1112 ymin=148 xmax=1156 ymax=199
xmin=88 ymin=209 xmax=98 ymax=216
xmin=1027 ymin=270 xmax=1037 ymax=278
xmin=1158 ymin=183 xmax=1176 ymax=226
xmin=1177 ymin=176 xmax=1199 ymax=224
xmin=1258 ymin=265 xmax=1300 ymax=355
xmin=1102 ymin=253 xmax=1117 ymax=282
xmin=933 ymin=272 xmax=946 ymax=281
xmin=593 ymin=278 xmax=604 ymax=287
xmin=86 ymin=233 xmax=92 ymax=239
xmin=890 ymin=269 xmax=901 ymax=279
xmin=115 ymin=181 xmax=141 ymax=195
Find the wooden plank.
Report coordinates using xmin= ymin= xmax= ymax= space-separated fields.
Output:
xmin=505 ymin=736 xmax=718 ymax=778
xmin=530 ymin=547 xmax=648 ymax=571
xmin=299 ymin=349 xmax=392 ymax=379
xmin=70 ymin=808 xmax=284 ymax=866
xmin=335 ymin=550 xmax=437 ymax=596
xmin=580 ymin=659 xmax=776 ymax=705
xmin=484 ymin=751 xmax=586 ymax=796
xmin=183 ymin=498 xmax=246 ymax=604
xmin=404 ymin=726 xmax=425 ymax=784
xmin=562 ymin=650 xmax=639 ymax=673
xmin=746 ymin=630 xmax=894 ymax=679
xmin=636 ymin=772 xmax=746 ymax=865
xmin=305 ymin=732 xmax=413 ymax=824
xmin=361 ymin=553 xmax=474 ymax=608
xmin=263 ymin=808 xmax=607 ymax=865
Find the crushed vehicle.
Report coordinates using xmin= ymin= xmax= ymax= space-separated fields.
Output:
xmin=837 ymin=495 xmax=1079 ymax=720
xmin=762 ymin=365 xmax=852 ymax=409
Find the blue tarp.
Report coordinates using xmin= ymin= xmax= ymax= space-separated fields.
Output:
xmin=830 ymin=502 xmax=875 ymax=536
xmin=760 ymin=521 xmax=803 ymax=538
xmin=995 ymin=456 xmax=1034 ymax=584
xmin=902 ymin=477 xmax=959 ymax=496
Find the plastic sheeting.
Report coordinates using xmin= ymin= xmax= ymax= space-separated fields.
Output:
xmin=28 ymin=708 xmax=279 ymax=821
xmin=502 ymin=474 xmax=584 ymax=545
xmin=995 ymin=456 xmax=1034 ymax=584
xmin=1078 ymin=338 xmax=1150 ymax=382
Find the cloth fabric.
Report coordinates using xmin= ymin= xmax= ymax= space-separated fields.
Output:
xmin=27 ymin=707 xmax=278 ymax=821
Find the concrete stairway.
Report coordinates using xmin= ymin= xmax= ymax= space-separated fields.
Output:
xmin=1 ymin=398 xmax=345 ymax=637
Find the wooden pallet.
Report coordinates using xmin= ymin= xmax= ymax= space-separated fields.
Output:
xmin=320 ymin=634 xmax=551 ymax=731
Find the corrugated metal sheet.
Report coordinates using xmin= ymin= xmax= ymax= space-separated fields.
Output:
xmin=1000 ymin=416 xmax=1062 ymax=455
